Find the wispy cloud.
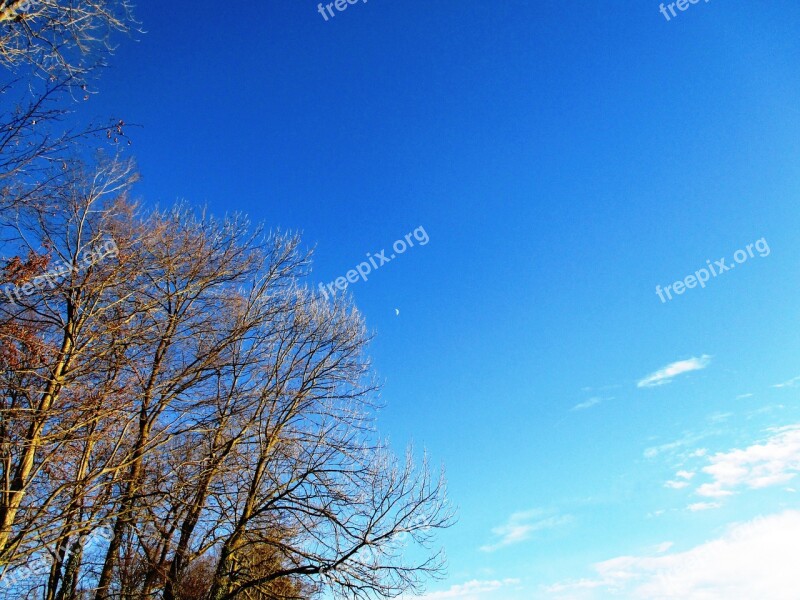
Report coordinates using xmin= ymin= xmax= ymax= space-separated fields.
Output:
xmin=665 ymin=470 xmax=695 ymax=490
xmin=746 ymin=404 xmax=785 ymax=418
xmin=687 ymin=501 xmax=721 ymax=512
xmin=695 ymin=425 xmax=800 ymax=499
xmin=772 ymin=375 xmax=800 ymax=389
xmin=480 ymin=510 xmax=571 ymax=553
xmin=665 ymin=480 xmax=690 ymax=490
xmin=581 ymin=384 xmax=622 ymax=393
xmin=644 ymin=439 xmax=686 ymax=459
xmin=545 ymin=511 xmax=800 ymax=599
xmin=652 ymin=541 xmax=674 ymax=553
xmin=709 ymin=412 xmax=733 ymax=423
xmin=637 ymin=355 xmax=711 ymax=388
xmin=572 ymin=397 xmax=604 ymax=412
xmin=412 ymin=579 xmax=521 ymax=600
xmin=644 ymin=433 xmax=707 ymax=459
xmin=736 ymin=393 xmax=754 ymax=399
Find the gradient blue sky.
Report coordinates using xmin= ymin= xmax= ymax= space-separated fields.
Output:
xmin=85 ymin=1 xmax=800 ymax=597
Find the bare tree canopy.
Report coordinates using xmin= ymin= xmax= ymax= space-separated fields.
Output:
xmin=0 ymin=0 xmax=136 ymax=215
xmin=0 ymin=4 xmax=454 ymax=599
xmin=0 ymin=0 xmax=136 ymax=79
xmin=0 ymin=167 xmax=454 ymax=599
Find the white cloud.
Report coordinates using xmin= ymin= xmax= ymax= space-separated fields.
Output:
xmin=695 ymin=484 xmax=734 ymax=499
xmin=746 ymin=405 xmax=785 ymax=418
xmin=709 ymin=412 xmax=733 ymax=423
xmin=665 ymin=470 xmax=695 ymax=489
xmin=687 ymin=502 xmax=721 ymax=512
xmin=665 ymin=480 xmax=689 ymax=490
xmin=645 ymin=441 xmax=682 ymax=459
xmin=652 ymin=541 xmax=674 ymax=553
xmin=736 ymin=393 xmax=754 ymax=399
xmin=581 ymin=384 xmax=622 ymax=393
xmin=413 ymin=579 xmax=520 ymax=599
xmin=637 ymin=355 xmax=711 ymax=388
xmin=480 ymin=510 xmax=571 ymax=553
xmin=572 ymin=397 xmax=603 ymax=411
xmin=695 ymin=425 xmax=800 ymax=499
xmin=644 ymin=434 xmax=706 ymax=459
xmin=772 ymin=375 xmax=800 ymax=389
xmin=545 ymin=511 xmax=800 ymax=599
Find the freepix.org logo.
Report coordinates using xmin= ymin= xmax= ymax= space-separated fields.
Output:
xmin=2 ymin=238 xmax=119 ymax=306
xmin=658 ymin=0 xmax=712 ymax=22
xmin=655 ymin=238 xmax=770 ymax=303
xmin=316 ymin=0 xmax=368 ymax=22
xmin=318 ymin=226 xmax=429 ymax=301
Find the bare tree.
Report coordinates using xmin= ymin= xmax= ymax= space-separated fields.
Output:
xmin=0 ymin=5 xmax=454 ymax=599
xmin=91 ymin=206 xmax=306 ymax=600
xmin=0 ymin=157 xmax=139 ymax=562
xmin=199 ymin=287 xmax=454 ymax=600
xmin=2 ymin=192 xmax=455 ymax=600
xmin=0 ymin=0 xmax=136 ymax=80
xmin=0 ymin=10 xmax=140 ymax=572
xmin=0 ymin=0 xmax=136 ymax=218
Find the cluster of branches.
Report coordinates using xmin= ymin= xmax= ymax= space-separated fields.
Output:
xmin=0 ymin=2 xmax=453 ymax=600
xmin=0 ymin=0 xmax=135 ymax=80
xmin=0 ymin=175 xmax=453 ymax=600
xmin=0 ymin=0 xmax=133 ymax=218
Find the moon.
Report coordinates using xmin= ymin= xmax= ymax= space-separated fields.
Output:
xmin=395 ymin=308 xmax=400 ymax=316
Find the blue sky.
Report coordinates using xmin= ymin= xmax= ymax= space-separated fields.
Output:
xmin=84 ymin=1 xmax=800 ymax=597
